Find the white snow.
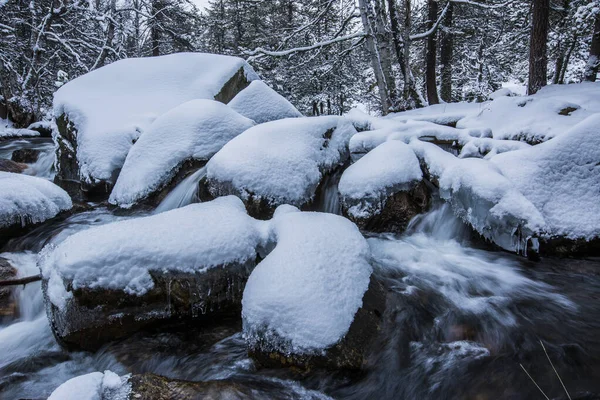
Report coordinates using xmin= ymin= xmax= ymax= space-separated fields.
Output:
xmin=242 ymin=207 xmax=372 ymax=353
xmin=39 ymin=196 xmax=269 ymax=309
xmin=0 ymin=172 xmax=72 ymax=228
xmin=459 ymin=137 xmax=531 ymax=159
xmin=491 ymin=113 xmax=600 ymax=240
xmin=48 ymin=371 xmax=130 ymax=400
xmin=48 ymin=372 xmax=104 ymax=400
xmin=228 ymin=80 xmax=302 ymax=124
xmin=109 ymin=99 xmax=254 ymax=207
xmin=410 ymin=140 xmax=546 ymax=252
xmin=53 ymin=52 xmax=259 ymax=184
xmin=339 ymin=140 xmax=423 ymax=219
xmin=457 ymin=82 xmax=600 ymax=143
xmin=207 ymin=116 xmax=356 ymax=206
xmin=0 ymin=127 xmax=40 ymax=139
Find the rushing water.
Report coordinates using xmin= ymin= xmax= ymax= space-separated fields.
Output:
xmin=0 ymin=137 xmax=55 ymax=179
xmin=155 ymin=167 xmax=207 ymax=214
xmin=1 ymin=140 xmax=599 ymax=398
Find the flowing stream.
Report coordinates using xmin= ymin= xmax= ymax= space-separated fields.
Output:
xmin=1 ymin=139 xmax=599 ymax=399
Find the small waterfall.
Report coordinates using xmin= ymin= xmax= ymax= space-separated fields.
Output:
xmin=24 ymin=148 xmax=55 ymax=179
xmin=155 ymin=167 xmax=206 ymax=214
xmin=312 ymin=168 xmax=344 ymax=215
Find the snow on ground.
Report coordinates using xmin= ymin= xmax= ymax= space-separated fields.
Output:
xmin=0 ymin=172 xmax=72 ymax=228
xmin=53 ymin=53 xmax=259 ymax=184
xmin=39 ymin=196 xmax=269 ymax=309
xmin=0 ymin=119 xmax=40 ymax=139
xmin=207 ymin=116 xmax=356 ymax=207
xmin=228 ymin=80 xmax=302 ymax=124
xmin=242 ymin=206 xmax=372 ymax=353
xmin=48 ymin=371 xmax=130 ymax=400
xmin=491 ymin=113 xmax=600 ymax=240
xmin=456 ymin=82 xmax=600 ymax=143
xmin=346 ymin=109 xmax=490 ymax=158
xmin=109 ymin=100 xmax=254 ymax=207
xmin=410 ymin=140 xmax=546 ymax=252
xmin=339 ymin=140 xmax=423 ymax=219
xmin=459 ymin=137 xmax=531 ymax=159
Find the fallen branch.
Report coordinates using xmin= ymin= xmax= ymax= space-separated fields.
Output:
xmin=0 ymin=274 xmax=42 ymax=287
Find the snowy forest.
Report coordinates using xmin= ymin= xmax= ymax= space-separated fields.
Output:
xmin=1 ymin=0 xmax=600 ymax=399
xmin=1 ymin=0 xmax=599 ymax=122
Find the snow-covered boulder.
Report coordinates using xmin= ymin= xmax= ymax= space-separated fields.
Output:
xmin=39 ymin=196 xmax=269 ymax=350
xmin=228 ymin=80 xmax=302 ymax=124
xmin=207 ymin=116 xmax=356 ymax=218
xmin=48 ymin=371 xmax=130 ymax=400
xmin=0 ymin=172 xmax=72 ymax=246
xmin=242 ymin=207 xmax=385 ymax=370
xmin=411 ymin=140 xmax=546 ymax=254
xmin=53 ymin=53 xmax=259 ymax=199
xmin=109 ymin=100 xmax=254 ymax=208
xmin=491 ymin=113 xmax=600 ymax=256
xmin=339 ymin=141 xmax=430 ymax=233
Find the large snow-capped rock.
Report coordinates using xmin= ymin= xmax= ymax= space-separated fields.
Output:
xmin=0 ymin=172 xmax=72 ymax=246
xmin=242 ymin=206 xmax=384 ymax=369
xmin=109 ymin=100 xmax=254 ymax=208
xmin=39 ymin=196 xmax=269 ymax=350
xmin=491 ymin=113 xmax=600 ymax=255
xmin=53 ymin=53 xmax=259 ymax=199
xmin=228 ymin=80 xmax=302 ymax=124
xmin=339 ymin=140 xmax=429 ymax=233
xmin=206 ymin=116 xmax=356 ymax=218
xmin=410 ymin=140 xmax=546 ymax=254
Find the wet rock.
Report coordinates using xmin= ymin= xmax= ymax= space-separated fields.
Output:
xmin=44 ymin=261 xmax=255 ymax=351
xmin=248 ymin=275 xmax=386 ymax=371
xmin=0 ymin=159 xmax=27 ymax=174
xmin=0 ymin=257 xmax=17 ymax=323
xmin=11 ymin=148 xmax=40 ymax=164
xmin=128 ymin=373 xmax=328 ymax=399
xmin=343 ymin=181 xmax=431 ymax=234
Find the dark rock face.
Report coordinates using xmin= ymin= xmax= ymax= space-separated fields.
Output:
xmin=44 ymin=260 xmax=257 ymax=351
xmin=248 ymin=276 xmax=386 ymax=371
xmin=128 ymin=373 xmax=323 ymax=400
xmin=11 ymin=148 xmax=40 ymax=164
xmin=53 ymin=68 xmax=253 ymax=202
xmin=343 ymin=181 xmax=431 ymax=234
xmin=0 ymin=257 xmax=18 ymax=323
xmin=0 ymin=159 xmax=27 ymax=173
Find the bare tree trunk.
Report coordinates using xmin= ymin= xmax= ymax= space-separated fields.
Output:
xmin=151 ymin=0 xmax=162 ymax=56
xmin=583 ymin=15 xmax=600 ymax=82
xmin=528 ymin=0 xmax=549 ymax=94
xmin=401 ymin=0 xmax=425 ymax=109
xmin=559 ymin=33 xmax=578 ymax=83
xmin=439 ymin=2 xmax=453 ymax=102
xmin=425 ymin=0 xmax=440 ymax=104
xmin=358 ymin=0 xmax=391 ymax=114
xmin=373 ymin=0 xmax=398 ymax=110
xmin=93 ymin=0 xmax=116 ymax=69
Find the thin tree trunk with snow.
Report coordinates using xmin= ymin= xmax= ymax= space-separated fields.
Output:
xmin=358 ymin=0 xmax=391 ymax=114
xmin=439 ymin=2 xmax=453 ymax=102
xmin=528 ymin=0 xmax=549 ymax=94
xmin=584 ymin=15 xmax=600 ymax=82
xmin=425 ymin=0 xmax=440 ymax=104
